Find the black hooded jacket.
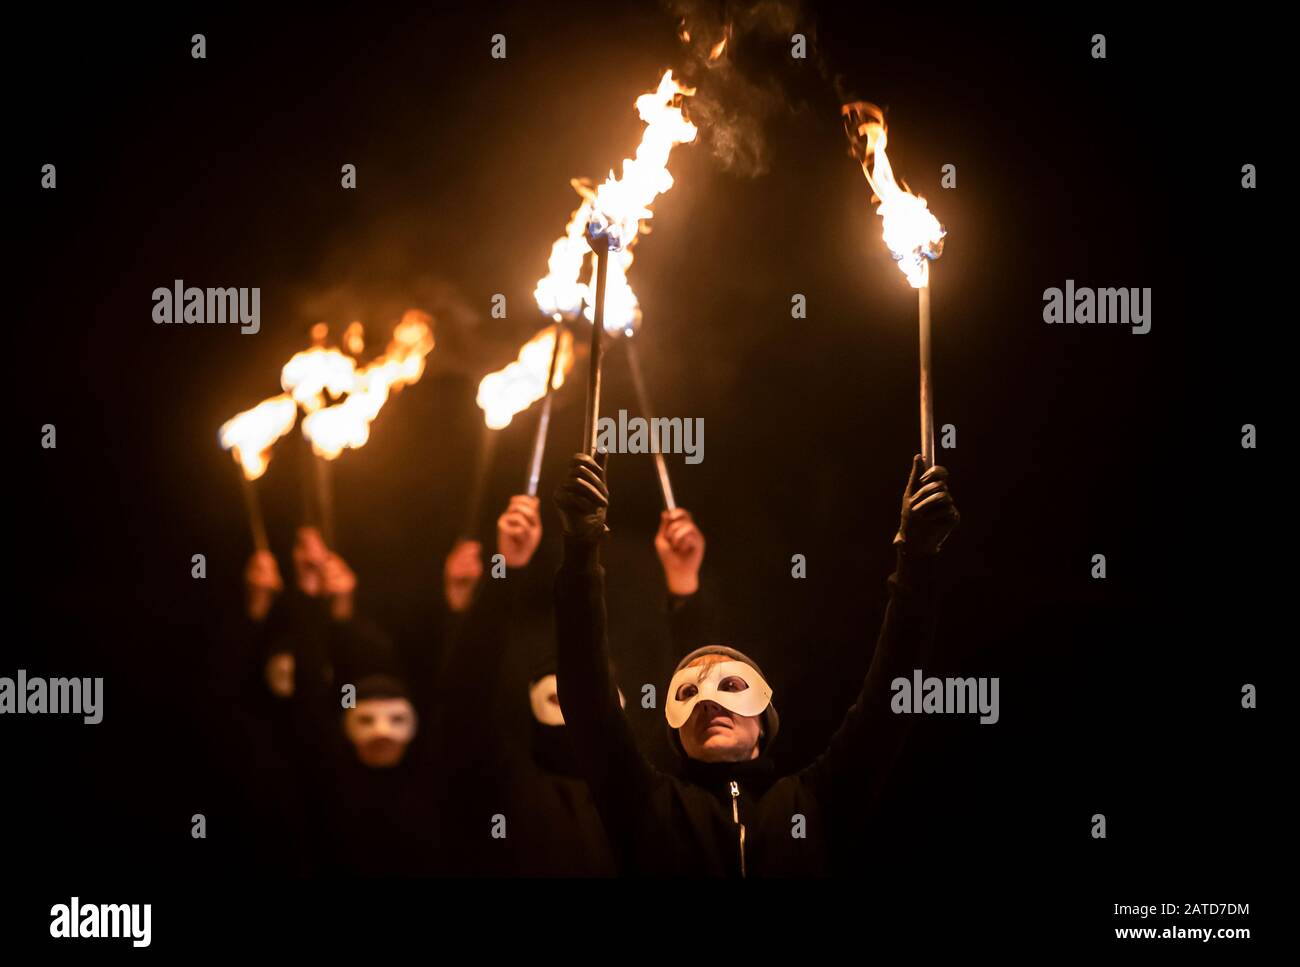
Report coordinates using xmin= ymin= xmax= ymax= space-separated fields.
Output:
xmin=285 ymin=600 xmax=447 ymax=876
xmin=554 ymin=537 xmax=940 ymax=876
xmin=436 ymin=566 xmax=619 ymax=876
xmin=207 ymin=587 xmax=413 ymax=874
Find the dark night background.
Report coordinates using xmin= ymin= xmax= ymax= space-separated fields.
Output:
xmin=8 ymin=0 xmax=1280 ymax=945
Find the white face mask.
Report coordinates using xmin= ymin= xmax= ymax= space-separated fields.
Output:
xmin=665 ymin=659 xmax=773 ymax=729
xmin=529 ymin=674 xmax=565 ymax=726
xmin=344 ymin=698 xmax=417 ymax=768
xmin=528 ymin=673 xmax=626 ymax=726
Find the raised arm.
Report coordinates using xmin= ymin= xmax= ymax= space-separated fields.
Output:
xmin=553 ymin=453 xmax=655 ymax=840
xmin=803 ymin=455 xmax=960 ymax=812
xmin=434 ymin=496 xmax=542 ymax=775
xmin=211 ymin=550 xmax=284 ymax=705
xmin=655 ymin=507 xmax=715 ymax=655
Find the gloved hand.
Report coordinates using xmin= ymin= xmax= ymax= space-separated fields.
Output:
xmin=893 ymin=455 xmax=959 ymax=556
xmin=555 ymin=452 xmax=609 ymax=543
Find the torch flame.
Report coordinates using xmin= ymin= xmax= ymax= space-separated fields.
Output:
xmin=599 ymin=256 xmax=643 ymax=336
xmin=280 ymin=346 xmax=357 ymax=413
xmin=476 ymin=325 xmax=575 ymax=430
xmin=842 ymin=102 xmax=945 ymax=288
xmin=300 ymin=391 xmax=379 ymax=460
xmin=708 ymin=31 xmax=729 ymax=62
xmin=534 ymin=70 xmax=696 ymax=335
xmin=587 ymin=70 xmax=698 ymax=251
xmin=344 ymin=321 xmax=365 ymax=356
xmin=219 ymin=394 xmax=298 ymax=480
xmin=299 ymin=310 xmax=436 ymax=459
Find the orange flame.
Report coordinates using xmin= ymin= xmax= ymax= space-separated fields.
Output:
xmin=300 ymin=310 xmax=436 ymax=459
xmin=842 ymin=102 xmax=945 ymax=288
xmin=534 ymin=70 xmax=697 ymax=335
xmin=280 ymin=346 xmax=357 ymax=413
xmin=344 ymin=321 xmax=365 ymax=356
xmin=218 ymin=394 xmax=298 ymax=480
xmin=476 ymin=325 xmax=575 ymax=430
xmin=708 ymin=31 xmax=729 ymax=62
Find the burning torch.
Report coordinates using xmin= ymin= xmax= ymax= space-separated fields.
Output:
xmin=472 ymin=324 xmax=576 ymax=534
xmin=532 ymin=70 xmax=698 ymax=457
xmin=842 ymin=102 xmax=946 ymax=467
xmin=291 ymin=311 xmax=435 ymax=547
xmin=525 ymin=318 xmax=572 ymax=497
xmin=280 ymin=335 xmax=356 ymax=545
xmin=218 ymin=394 xmax=298 ymax=551
xmin=583 ymin=223 xmax=613 ymax=456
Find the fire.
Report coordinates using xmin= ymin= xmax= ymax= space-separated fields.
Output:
xmin=300 ymin=391 xmax=378 ymax=460
xmin=280 ymin=346 xmax=356 ymax=413
xmin=534 ymin=70 xmax=696 ymax=334
xmin=842 ymin=102 xmax=945 ymax=288
xmin=600 ymin=257 xmax=643 ymax=336
xmin=534 ymin=178 xmax=597 ymax=323
xmin=299 ymin=310 xmax=436 ymax=459
xmin=588 ymin=70 xmax=698 ymax=251
xmin=218 ymin=394 xmax=298 ymax=480
xmin=344 ymin=321 xmax=365 ymax=356
xmin=709 ymin=31 xmax=729 ymax=62
xmin=476 ymin=325 xmax=575 ymax=430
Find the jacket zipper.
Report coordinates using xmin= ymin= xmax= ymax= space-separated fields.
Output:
xmin=729 ymin=780 xmax=747 ymax=878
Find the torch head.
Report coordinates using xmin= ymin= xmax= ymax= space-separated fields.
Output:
xmin=585 ymin=217 xmax=617 ymax=254
xmin=840 ymin=99 xmax=946 ymax=287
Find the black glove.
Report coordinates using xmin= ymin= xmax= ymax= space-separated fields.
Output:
xmin=893 ymin=455 xmax=959 ymax=556
xmin=555 ymin=452 xmax=609 ymax=543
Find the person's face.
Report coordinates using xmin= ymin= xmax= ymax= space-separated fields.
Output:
xmin=675 ymin=656 xmax=763 ymax=763
xmin=343 ymin=698 xmax=417 ymax=768
xmin=264 ymin=652 xmax=294 ymax=698
xmin=528 ymin=673 xmax=626 ymax=726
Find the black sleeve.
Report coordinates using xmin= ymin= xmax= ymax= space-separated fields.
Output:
xmin=286 ymin=594 xmax=340 ymax=753
xmin=401 ymin=578 xmax=460 ymax=718
xmin=433 ymin=568 xmax=523 ymax=777
xmin=799 ymin=548 xmax=940 ymax=814
xmin=554 ymin=537 xmax=656 ymax=844
xmin=666 ymin=580 xmax=714 ymax=658
xmin=209 ymin=609 xmax=274 ymax=708
xmin=267 ymin=591 xmax=390 ymax=756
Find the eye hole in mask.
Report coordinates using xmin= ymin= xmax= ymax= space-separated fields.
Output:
xmin=675 ymin=675 xmax=750 ymax=702
xmin=665 ymin=659 xmax=772 ymax=729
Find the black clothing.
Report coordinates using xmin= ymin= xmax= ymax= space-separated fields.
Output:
xmin=554 ymin=537 xmax=939 ymax=876
xmin=211 ymin=588 xmax=438 ymax=875
xmin=288 ymin=598 xmax=445 ymax=876
xmin=436 ymin=569 xmax=618 ymax=876
xmin=314 ymin=751 xmax=442 ymax=876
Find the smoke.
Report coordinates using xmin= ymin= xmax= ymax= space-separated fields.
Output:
xmin=289 ymin=225 xmax=488 ymax=379
xmin=667 ymin=0 xmax=836 ymax=177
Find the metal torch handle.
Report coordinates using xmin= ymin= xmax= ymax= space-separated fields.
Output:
xmin=918 ymin=282 xmax=935 ymax=468
xmin=583 ymin=244 xmax=610 ymax=455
